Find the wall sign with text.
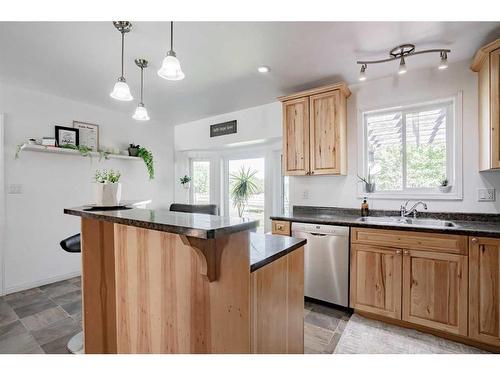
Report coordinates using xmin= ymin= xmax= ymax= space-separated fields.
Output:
xmin=210 ymin=120 xmax=237 ymax=137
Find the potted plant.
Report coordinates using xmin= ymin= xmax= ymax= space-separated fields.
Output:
xmin=128 ymin=143 xmax=140 ymax=157
xmin=180 ymin=175 xmax=191 ymax=189
xmin=230 ymin=167 xmax=261 ymax=217
xmin=357 ymin=173 xmax=375 ymax=193
xmin=438 ymin=178 xmax=452 ymax=193
xmin=94 ymin=169 xmax=122 ymax=206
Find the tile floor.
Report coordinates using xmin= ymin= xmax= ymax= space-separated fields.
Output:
xmin=0 ymin=278 xmax=488 ymax=354
xmin=0 ymin=277 xmax=82 ymax=354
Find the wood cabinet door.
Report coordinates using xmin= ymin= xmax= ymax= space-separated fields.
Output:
xmin=402 ymin=250 xmax=468 ymax=336
xmin=282 ymin=97 xmax=310 ymax=175
xmin=350 ymin=244 xmax=402 ymax=319
xmin=469 ymin=237 xmax=500 ymax=346
xmin=490 ymin=48 xmax=500 ymax=168
xmin=309 ymin=90 xmax=346 ymax=175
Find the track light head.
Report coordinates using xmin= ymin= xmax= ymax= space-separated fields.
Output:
xmin=439 ymin=51 xmax=448 ymax=70
xmin=359 ymin=64 xmax=367 ymax=81
xmin=398 ymin=56 xmax=407 ymax=75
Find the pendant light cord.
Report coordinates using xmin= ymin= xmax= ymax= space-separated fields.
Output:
xmin=140 ymin=66 xmax=144 ymax=104
xmin=170 ymin=21 xmax=174 ymax=52
xmin=121 ymin=31 xmax=125 ymax=78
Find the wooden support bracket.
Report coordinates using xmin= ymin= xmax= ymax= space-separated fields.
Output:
xmin=180 ymin=236 xmax=226 ymax=282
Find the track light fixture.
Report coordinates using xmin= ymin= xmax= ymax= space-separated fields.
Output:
xmin=356 ymin=44 xmax=451 ymax=81
xmin=132 ymin=59 xmax=150 ymax=121
xmin=110 ymin=21 xmax=133 ymax=101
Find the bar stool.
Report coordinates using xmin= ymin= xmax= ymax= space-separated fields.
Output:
xmin=60 ymin=234 xmax=84 ymax=354
xmin=169 ymin=203 xmax=219 ymax=215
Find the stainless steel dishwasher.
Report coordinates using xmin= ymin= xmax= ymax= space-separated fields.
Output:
xmin=292 ymin=223 xmax=349 ymax=307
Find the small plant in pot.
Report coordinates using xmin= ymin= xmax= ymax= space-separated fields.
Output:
xmin=128 ymin=144 xmax=140 ymax=157
xmin=438 ymin=178 xmax=452 ymax=193
xmin=180 ymin=175 xmax=191 ymax=189
xmin=357 ymin=174 xmax=375 ymax=193
xmin=94 ymin=169 xmax=122 ymax=206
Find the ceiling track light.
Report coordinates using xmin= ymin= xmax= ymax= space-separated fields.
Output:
xmin=133 ymin=59 xmax=150 ymax=121
xmin=158 ymin=21 xmax=185 ymax=81
xmin=110 ymin=21 xmax=134 ymax=101
xmin=356 ymin=43 xmax=451 ymax=81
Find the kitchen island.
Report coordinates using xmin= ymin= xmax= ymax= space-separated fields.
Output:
xmin=64 ymin=207 xmax=306 ymax=354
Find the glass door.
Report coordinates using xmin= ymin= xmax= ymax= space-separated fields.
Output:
xmin=226 ymin=157 xmax=265 ymax=233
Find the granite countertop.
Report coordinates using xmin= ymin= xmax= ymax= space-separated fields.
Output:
xmin=249 ymin=232 xmax=306 ymax=272
xmin=271 ymin=206 xmax=500 ymax=238
xmin=64 ymin=207 xmax=258 ymax=239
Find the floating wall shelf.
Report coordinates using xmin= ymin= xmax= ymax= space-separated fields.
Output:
xmin=20 ymin=144 xmax=141 ymax=161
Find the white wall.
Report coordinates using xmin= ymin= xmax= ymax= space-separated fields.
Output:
xmin=290 ymin=59 xmax=500 ymax=213
xmin=174 ymin=59 xmax=500 ymax=215
xmin=0 ymin=82 xmax=174 ymax=294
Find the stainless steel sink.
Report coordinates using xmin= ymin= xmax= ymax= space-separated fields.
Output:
xmin=357 ymin=216 xmax=457 ymax=228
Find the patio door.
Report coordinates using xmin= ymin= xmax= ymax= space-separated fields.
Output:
xmin=224 ymin=156 xmax=266 ymax=233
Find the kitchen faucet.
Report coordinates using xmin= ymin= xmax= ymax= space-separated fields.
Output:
xmin=400 ymin=201 xmax=428 ymax=218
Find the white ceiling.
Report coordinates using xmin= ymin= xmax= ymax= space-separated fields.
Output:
xmin=0 ymin=22 xmax=498 ymax=125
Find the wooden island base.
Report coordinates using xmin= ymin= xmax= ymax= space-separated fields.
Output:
xmin=81 ymin=218 xmax=304 ymax=354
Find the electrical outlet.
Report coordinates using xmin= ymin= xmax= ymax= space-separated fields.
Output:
xmin=477 ymin=188 xmax=495 ymax=202
xmin=8 ymin=184 xmax=23 ymax=194
xmin=302 ymin=190 xmax=309 ymax=200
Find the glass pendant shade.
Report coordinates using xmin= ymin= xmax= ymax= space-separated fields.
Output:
xmin=133 ymin=104 xmax=150 ymax=121
xmin=110 ymin=78 xmax=133 ymax=101
xmin=158 ymin=52 xmax=185 ymax=81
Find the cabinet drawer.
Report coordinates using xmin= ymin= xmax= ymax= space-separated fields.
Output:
xmin=351 ymin=227 xmax=468 ymax=255
xmin=272 ymin=220 xmax=291 ymax=236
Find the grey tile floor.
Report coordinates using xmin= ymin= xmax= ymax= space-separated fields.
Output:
xmin=0 ymin=278 xmax=487 ymax=354
xmin=0 ymin=277 xmax=82 ymax=354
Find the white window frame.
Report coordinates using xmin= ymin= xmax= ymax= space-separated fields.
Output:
xmin=189 ymin=158 xmax=212 ymax=205
xmin=0 ymin=114 xmax=5 ymax=296
xmin=357 ymin=92 xmax=463 ymax=200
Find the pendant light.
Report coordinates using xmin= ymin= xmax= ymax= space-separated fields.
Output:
xmin=133 ymin=59 xmax=150 ymax=121
xmin=158 ymin=21 xmax=185 ymax=81
xmin=110 ymin=21 xmax=133 ymax=101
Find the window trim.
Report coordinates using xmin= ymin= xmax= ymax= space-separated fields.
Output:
xmin=357 ymin=92 xmax=463 ymax=200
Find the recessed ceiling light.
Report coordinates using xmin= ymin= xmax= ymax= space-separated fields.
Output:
xmin=258 ymin=66 xmax=270 ymax=73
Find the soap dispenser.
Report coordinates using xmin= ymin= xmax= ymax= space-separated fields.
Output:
xmin=361 ymin=197 xmax=369 ymax=217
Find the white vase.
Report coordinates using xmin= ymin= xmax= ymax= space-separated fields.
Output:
xmin=438 ymin=185 xmax=452 ymax=193
xmin=94 ymin=183 xmax=122 ymax=206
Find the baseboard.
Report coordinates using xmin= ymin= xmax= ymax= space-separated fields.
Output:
xmin=2 ymin=271 xmax=81 ymax=296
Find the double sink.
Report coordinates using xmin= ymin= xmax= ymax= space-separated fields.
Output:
xmin=357 ymin=216 xmax=457 ymax=228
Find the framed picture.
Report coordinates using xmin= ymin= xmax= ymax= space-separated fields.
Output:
xmin=55 ymin=126 xmax=79 ymax=147
xmin=73 ymin=121 xmax=99 ymax=151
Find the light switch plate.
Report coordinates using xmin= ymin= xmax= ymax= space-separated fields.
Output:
xmin=302 ymin=190 xmax=309 ymax=200
xmin=477 ymin=188 xmax=495 ymax=202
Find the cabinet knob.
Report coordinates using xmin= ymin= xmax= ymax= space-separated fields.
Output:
xmin=471 ymin=238 xmax=478 ymax=244
xmin=311 ymin=171 xmax=315 ymax=174
xmin=395 ymin=250 xmax=402 ymax=255
xmin=276 ymin=224 xmax=283 ymax=230
xmin=403 ymin=250 xmax=410 ymax=255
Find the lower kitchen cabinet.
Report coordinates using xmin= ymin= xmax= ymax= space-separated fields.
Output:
xmin=350 ymin=244 xmax=402 ymax=320
xmin=402 ymin=250 xmax=468 ymax=336
xmin=469 ymin=236 xmax=500 ymax=347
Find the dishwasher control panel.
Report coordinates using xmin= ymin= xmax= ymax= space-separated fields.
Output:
xmin=291 ymin=222 xmax=349 ymax=236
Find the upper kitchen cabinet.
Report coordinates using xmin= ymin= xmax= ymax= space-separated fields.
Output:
xmin=471 ymin=39 xmax=500 ymax=171
xmin=279 ymin=82 xmax=351 ymax=176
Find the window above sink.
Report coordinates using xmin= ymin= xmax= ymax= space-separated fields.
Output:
xmin=357 ymin=92 xmax=463 ymax=201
